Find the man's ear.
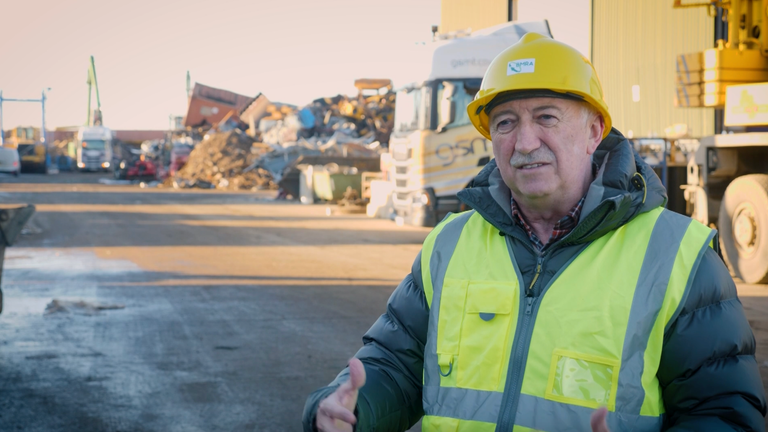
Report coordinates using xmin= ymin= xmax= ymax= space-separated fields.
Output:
xmin=586 ymin=114 xmax=605 ymax=155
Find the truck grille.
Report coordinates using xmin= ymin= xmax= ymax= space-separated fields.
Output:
xmin=393 ymin=148 xmax=412 ymax=161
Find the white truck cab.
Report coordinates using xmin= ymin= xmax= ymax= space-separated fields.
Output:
xmin=389 ymin=20 xmax=552 ymax=226
xmin=76 ymin=126 xmax=113 ymax=171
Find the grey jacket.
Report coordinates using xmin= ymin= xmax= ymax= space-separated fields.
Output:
xmin=303 ymin=129 xmax=767 ymax=431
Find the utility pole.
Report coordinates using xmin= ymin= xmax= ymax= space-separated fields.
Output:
xmin=41 ymin=89 xmax=47 ymax=144
xmin=0 ymin=91 xmax=4 ymax=146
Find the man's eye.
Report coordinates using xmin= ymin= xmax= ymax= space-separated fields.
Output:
xmin=538 ymin=114 xmax=557 ymax=123
xmin=495 ymin=119 xmax=515 ymax=132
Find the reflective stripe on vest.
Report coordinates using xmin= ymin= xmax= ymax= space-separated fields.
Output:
xmin=420 ymin=207 xmax=715 ymax=432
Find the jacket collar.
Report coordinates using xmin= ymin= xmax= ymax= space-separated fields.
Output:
xmin=457 ymin=128 xmax=667 ymax=245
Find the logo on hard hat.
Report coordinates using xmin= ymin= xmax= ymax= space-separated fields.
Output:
xmin=507 ymin=59 xmax=535 ymax=75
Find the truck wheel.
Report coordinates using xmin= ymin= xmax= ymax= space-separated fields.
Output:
xmin=718 ymin=174 xmax=768 ymax=284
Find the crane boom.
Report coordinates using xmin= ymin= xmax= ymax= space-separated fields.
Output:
xmin=86 ymin=56 xmax=103 ymax=126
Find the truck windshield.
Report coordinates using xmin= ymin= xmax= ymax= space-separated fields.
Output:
xmin=435 ymin=79 xmax=481 ymax=131
xmin=394 ymin=86 xmax=429 ymax=133
xmin=17 ymin=144 xmax=35 ymax=156
xmin=83 ymin=140 xmax=106 ymax=150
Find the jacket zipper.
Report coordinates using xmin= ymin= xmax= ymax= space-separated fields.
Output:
xmin=496 ymin=240 xmax=544 ymax=432
xmin=524 ymin=260 xmax=541 ymax=315
xmin=492 ymin=205 xmax=605 ymax=431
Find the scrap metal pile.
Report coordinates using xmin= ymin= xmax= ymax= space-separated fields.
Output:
xmin=168 ymin=130 xmax=273 ymax=190
xmin=169 ymin=79 xmax=393 ymax=196
xmin=258 ymin=79 xmax=395 ymax=150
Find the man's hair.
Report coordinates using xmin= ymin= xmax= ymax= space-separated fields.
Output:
xmin=579 ymin=101 xmax=601 ymax=125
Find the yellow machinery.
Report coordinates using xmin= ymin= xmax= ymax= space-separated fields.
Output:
xmin=674 ymin=0 xmax=768 ymax=283
xmin=3 ymin=127 xmax=47 ymax=173
xmin=674 ymin=0 xmax=768 ymax=107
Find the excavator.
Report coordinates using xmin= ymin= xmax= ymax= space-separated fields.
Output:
xmin=673 ymin=0 xmax=768 ymax=283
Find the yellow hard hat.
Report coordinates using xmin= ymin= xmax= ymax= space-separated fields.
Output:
xmin=467 ymin=32 xmax=612 ymax=140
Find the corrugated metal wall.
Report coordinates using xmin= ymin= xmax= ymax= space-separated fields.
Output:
xmin=592 ymin=0 xmax=714 ymax=138
xmin=440 ymin=0 xmax=508 ymax=33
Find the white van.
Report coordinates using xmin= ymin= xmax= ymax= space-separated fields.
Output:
xmin=0 ymin=147 xmax=21 ymax=176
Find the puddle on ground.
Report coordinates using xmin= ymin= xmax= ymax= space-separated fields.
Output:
xmin=4 ymin=249 xmax=141 ymax=274
xmin=5 ymin=297 xmax=55 ymax=317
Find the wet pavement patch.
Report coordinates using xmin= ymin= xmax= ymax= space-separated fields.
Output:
xmin=75 ymin=352 xmax=105 ymax=358
xmin=179 ymin=381 xmax=221 ymax=404
xmin=25 ymin=353 xmax=58 ymax=361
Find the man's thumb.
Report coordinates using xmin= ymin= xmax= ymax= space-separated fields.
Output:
xmin=348 ymin=358 xmax=366 ymax=391
xmin=590 ymin=407 xmax=610 ymax=432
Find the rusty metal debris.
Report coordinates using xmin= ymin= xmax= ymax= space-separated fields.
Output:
xmin=256 ymin=80 xmax=395 ymax=149
xmin=167 ymin=79 xmax=393 ymax=198
xmin=167 ymin=130 xmax=274 ymax=190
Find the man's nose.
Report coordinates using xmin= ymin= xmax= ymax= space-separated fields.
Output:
xmin=514 ymin=121 xmax=541 ymax=155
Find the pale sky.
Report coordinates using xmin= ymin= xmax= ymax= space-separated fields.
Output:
xmin=1 ymin=0 xmax=440 ymax=130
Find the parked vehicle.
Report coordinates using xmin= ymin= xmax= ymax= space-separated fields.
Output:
xmin=672 ymin=1 xmax=768 ymax=284
xmin=0 ymin=147 xmax=20 ymax=176
xmin=17 ymin=143 xmax=47 ymax=173
xmin=169 ymin=143 xmax=192 ymax=176
xmin=3 ymin=127 xmax=46 ymax=173
xmin=114 ymin=155 xmax=157 ymax=181
xmin=77 ymin=126 xmax=113 ymax=171
xmin=388 ymin=20 xmax=552 ymax=226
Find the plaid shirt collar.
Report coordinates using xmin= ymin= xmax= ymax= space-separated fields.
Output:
xmin=510 ymin=196 xmax=586 ymax=252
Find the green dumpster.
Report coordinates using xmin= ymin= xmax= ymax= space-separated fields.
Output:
xmin=313 ymin=171 xmax=362 ymax=202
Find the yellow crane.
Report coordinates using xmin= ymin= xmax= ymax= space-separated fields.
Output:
xmin=674 ymin=0 xmax=768 ymax=283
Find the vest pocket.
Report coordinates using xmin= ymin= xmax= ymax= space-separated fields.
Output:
xmin=436 ymin=279 xmax=469 ymax=380
xmin=457 ymin=281 xmax=517 ymax=391
xmin=544 ymin=349 xmax=619 ymax=410
xmin=422 ymin=415 xmax=459 ymax=432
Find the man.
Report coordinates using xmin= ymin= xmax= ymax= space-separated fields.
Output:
xmin=303 ymin=33 xmax=766 ymax=431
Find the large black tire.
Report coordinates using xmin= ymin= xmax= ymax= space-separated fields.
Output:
xmin=719 ymin=174 xmax=768 ymax=284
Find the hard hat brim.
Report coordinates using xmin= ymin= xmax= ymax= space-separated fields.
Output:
xmin=468 ymin=89 xmax=612 ymax=140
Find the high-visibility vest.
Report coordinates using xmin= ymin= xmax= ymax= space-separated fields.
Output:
xmin=420 ymin=206 xmax=715 ymax=432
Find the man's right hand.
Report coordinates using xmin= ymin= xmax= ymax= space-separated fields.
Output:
xmin=316 ymin=358 xmax=367 ymax=432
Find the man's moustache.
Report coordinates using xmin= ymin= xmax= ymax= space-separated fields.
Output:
xmin=509 ymin=149 xmax=555 ymax=167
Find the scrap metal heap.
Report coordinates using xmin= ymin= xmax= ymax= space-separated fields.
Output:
xmin=169 ymin=130 xmax=274 ymax=190
xmin=170 ymin=79 xmax=393 ymax=196
xmin=257 ymin=91 xmax=395 ymax=149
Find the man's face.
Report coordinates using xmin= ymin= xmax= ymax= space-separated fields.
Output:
xmin=488 ymin=97 xmax=603 ymax=203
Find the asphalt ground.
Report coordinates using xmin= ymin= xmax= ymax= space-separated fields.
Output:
xmin=0 ymin=171 xmax=766 ymax=431
xmin=0 ymin=172 xmax=429 ymax=432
